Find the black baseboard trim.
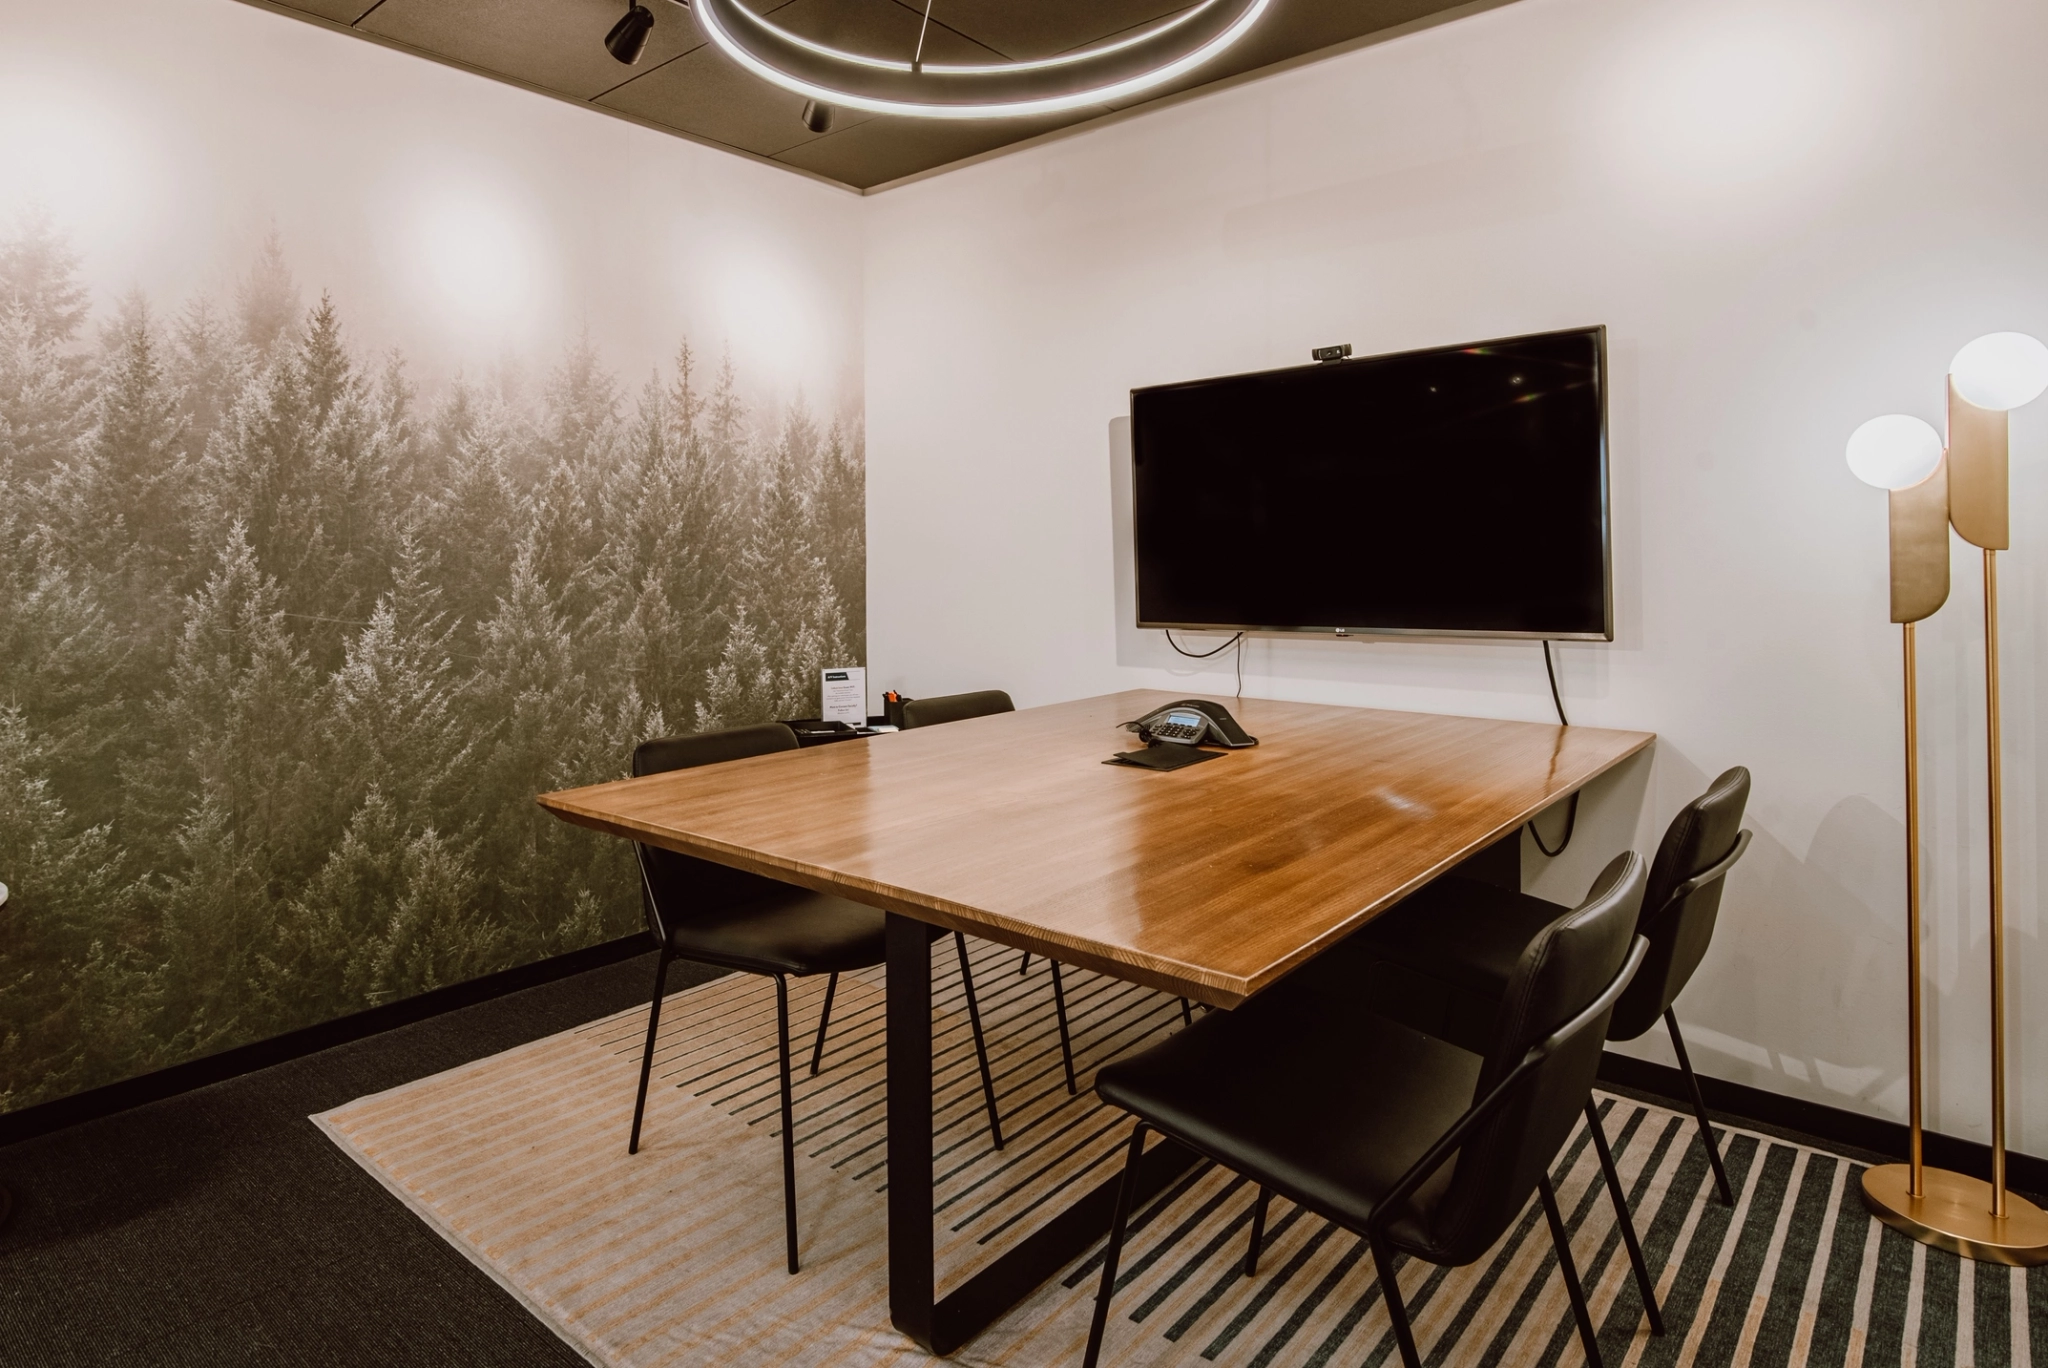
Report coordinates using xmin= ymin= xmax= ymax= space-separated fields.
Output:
xmin=0 ymin=934 xmax=653 ymax=1149
xmin=1599 ymin=1050 xmax=2048 ymax=1202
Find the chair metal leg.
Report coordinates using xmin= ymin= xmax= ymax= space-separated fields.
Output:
xmin=1539 ymin=1174 xmax=1603 ymax=1368
xmin=1050 ymin=960 xmax=1078 ymax=1095
xmin=808 ymin=971 xmax=838 ymax=1077
xmin=1244 ymin=1186 xmax=1271 ymax=1278
xmin=1019 ymin=951 xmax=1031 ymax=975
xmin=1366 ymin=1228 xmax=1424 ymax=1368
xmin=953 ymin=932 xmax=1005 ymax=1149
xmin=1665 ymin=1009 xmax=1734 ymax=1205
xmin=1584 ymin=1101 xmax=1664 ymax=1336
xmin=1083 ymin=1122 xmax=1150 ymax=1368
xmin=775 ymin=973 xmax=800 ymax=1274
xmin=1180 ymin=998 xmax=1194 ymax=1027
xmin=628 ymin=946 xmax=673 ymax=1155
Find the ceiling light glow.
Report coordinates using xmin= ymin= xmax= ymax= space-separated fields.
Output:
xmin=688 ymin=0 xmax=1270 ymax=120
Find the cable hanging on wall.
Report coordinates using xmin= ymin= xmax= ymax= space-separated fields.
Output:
xmin=1165 ymin=628 xmax=1246 ymax=699
xmin=687 ymin=0 xmax=1271 ymax=120
xmin=1528 ymin=639 xmax=1578 ymax=857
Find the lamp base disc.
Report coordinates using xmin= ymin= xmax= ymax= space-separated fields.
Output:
xmin=1861 ymin=1164 xmax=2048 ymax=1266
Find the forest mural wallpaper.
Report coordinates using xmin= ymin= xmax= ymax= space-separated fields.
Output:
xmin=0 ymin=0 xmax=867 ymax=1113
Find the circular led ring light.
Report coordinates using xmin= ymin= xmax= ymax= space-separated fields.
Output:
xmin=690 ymin=0 xmax=1271 ymax=119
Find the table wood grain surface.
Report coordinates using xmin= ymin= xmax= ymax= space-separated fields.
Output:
xmin=538 ymin=690 xmax=1653 ymax=1006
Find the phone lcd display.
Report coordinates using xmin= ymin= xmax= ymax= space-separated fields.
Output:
xmin=1130 ymin=326 xmax=1610 ymax=639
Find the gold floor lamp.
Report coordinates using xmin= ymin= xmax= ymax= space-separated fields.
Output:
xmin=1850 ymin=331 xmax=2048 ymax=1265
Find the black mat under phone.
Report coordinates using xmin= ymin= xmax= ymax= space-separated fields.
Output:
xmin=1104 ymin=744 xmax=1221 ymax=771
xmin=1105 ymin=699 xmax=1257 ymax=770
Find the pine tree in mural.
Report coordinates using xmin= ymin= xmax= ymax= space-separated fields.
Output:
xmin=0 ymin=215 xmax=93 ymax=474
xmin=0 ymin=218 xmax=866 ymax=1111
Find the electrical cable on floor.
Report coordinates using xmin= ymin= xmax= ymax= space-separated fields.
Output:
xmin=1529 ymin=639 xmax=1578 ymax=857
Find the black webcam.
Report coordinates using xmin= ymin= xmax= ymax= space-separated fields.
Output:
xmin=1311 ymin=343 xmax=1352 ymax=363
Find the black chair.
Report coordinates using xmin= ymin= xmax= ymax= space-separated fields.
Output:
xmin=898 ymin=689 xmax=1015 ymax=729
xmin=1349 ymin=768 xmax=1752 ymax=1204
xmin=1083 ymin=854 xmax=1657 ymax=1368
xmin=899 ymin=690 xmax=1085 ymax=1094
xmin=627 ymin=722 xmax=1006 ymax=1274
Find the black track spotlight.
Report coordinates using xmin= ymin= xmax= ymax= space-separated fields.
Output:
xmin=799 ymin=100 xmax=833 ymax=134
xmin=605 ymin=1 xmax=655 ymax=65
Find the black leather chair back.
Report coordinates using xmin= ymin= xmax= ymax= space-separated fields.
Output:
xmin=634 ymin=723 xmax=799 ymax=776
xmin=1427 ymin=852 xmax=1645 ymax=1263
xmin=630 ymin=723 xmax=800 ymax=943
xmin=1608 ymin=767 xmax=1750 ymax=1042
xmin=898 ymin=690 xmax=1014 ymax=729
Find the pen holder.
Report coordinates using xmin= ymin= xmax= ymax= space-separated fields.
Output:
xmin=885 ymin=695 xmax=911 ymax=729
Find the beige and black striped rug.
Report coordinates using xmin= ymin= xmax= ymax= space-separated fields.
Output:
xmin=316 ymin=939 xmax=2045 ymax=1367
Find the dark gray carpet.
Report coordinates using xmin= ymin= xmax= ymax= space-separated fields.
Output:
xmin=0 ymin=949 xmax=710 ymax=1368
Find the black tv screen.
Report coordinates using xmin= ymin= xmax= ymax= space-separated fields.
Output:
xmin=1131 ymin=326 xmax=1611 ymax=639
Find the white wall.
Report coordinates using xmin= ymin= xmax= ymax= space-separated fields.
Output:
xmin=863 ymin=0 xmax=2048 ymax=1152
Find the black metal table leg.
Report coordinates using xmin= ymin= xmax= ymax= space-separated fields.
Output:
xmin=887 ymin=913 xmax=936 ymax=1350
xmin=886 ymin=912 xmax=1201 ymax=1355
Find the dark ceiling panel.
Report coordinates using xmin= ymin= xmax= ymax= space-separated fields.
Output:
xmin=598 ymin=39 xmax=868 ymax=158
xmin=759 ymin=0 xmax=1000 ymax=61
xmin=773 ymin=105 xmax=1110 ymax=187
xmin=269 ymin=0 xmax=1499 ymax=188
xmin=278 ymin=0 xmax=374 ymax=24
xmin=876 ymin=0 xmax=1195 ymax=62
xmin=359 ymin=0 xmax=703 ymax=100
xmin=1101 ymin=0 xmax=1472 ymax=110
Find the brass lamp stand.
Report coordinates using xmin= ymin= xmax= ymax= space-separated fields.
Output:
xmin=1858 ymin=378 xmax=2048 ymax=1266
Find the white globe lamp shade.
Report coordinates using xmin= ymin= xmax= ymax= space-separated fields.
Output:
xmin=1846 ymin=415 xmax=1944 ymax=490
xmin=1950 ymin=332 xmax=2048 ymax=411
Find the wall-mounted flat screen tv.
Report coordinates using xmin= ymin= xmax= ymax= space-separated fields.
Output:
xmin=1131 ymin=326 xmax=1611 ymax=640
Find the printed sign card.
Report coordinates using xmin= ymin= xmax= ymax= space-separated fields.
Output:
xmin=822 ymin=667 xmax=867 ymax=726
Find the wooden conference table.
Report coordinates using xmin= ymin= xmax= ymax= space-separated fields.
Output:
xmin=538 ymin=690 xmax=1653 ymax=1354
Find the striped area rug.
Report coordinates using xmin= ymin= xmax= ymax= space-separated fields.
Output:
xmin=316 ymin=938 xmax=2046 ymax=1367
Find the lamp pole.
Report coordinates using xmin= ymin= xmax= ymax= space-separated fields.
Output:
xmin=1855 ymin=344 xmax=2048 ymax=1265
xmin=1855 ymin=432 xmax=1948 ymax=1216
xmin=1983 ymin=546 xmax=2008 ymax=1217
xmin=1900 ymin=620 xmax=1924 ymax=1197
